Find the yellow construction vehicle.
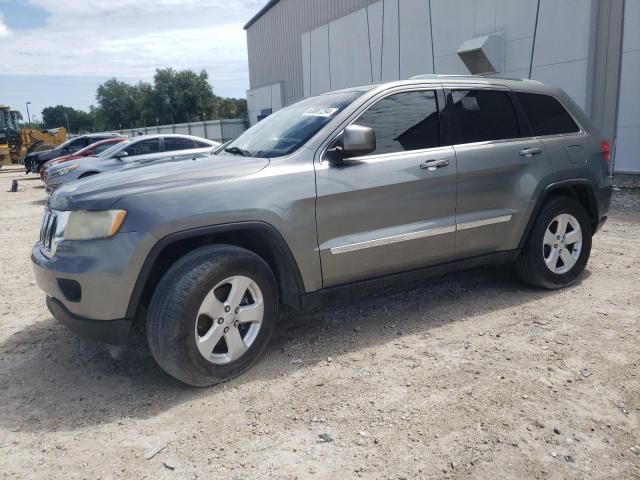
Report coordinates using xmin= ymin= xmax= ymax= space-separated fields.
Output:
xmin=0 ymin=105 xmax=15 ymax=167
xmin=0 ymin=105 xmax=67 ymax=167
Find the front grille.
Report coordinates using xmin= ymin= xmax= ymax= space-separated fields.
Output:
xmin=39 ymin=209 xmax=57 ymax=256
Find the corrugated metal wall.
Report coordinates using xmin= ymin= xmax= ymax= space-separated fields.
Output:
xmin=95 ymin=119 xmax=248 ymax=143
xmin=246 ymin=0 xmax=379 ymax=105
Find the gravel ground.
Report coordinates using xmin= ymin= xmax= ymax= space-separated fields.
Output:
xmin=0 ymin=169 xmax=638 ymax=480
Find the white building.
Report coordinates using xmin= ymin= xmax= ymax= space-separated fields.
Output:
xmin=244 ymin=0 xmax=639 ymax=173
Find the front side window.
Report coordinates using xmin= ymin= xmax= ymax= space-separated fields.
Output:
xmin=124 ymin=138 xmax=160 ymax=156
xmin=353 ymin=90 xmax=440 ymax=156
xmin=452 ymin=89 xmax=520 ymax=144
xmin=515 ymin=92 xmax=580 ymax=136
xmin=219 ymin=90 xmax=365 ymax=158
xmin=164 ymin=137 xmax=196 ymax=151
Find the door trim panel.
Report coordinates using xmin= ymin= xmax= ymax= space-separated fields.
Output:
xmin=330 ymin=224 xmax=456 ymax=255
xmin=330 ymin=214 xmax=514 ymax=255
xmin=457 ymin=214 xmax=513 ymax=231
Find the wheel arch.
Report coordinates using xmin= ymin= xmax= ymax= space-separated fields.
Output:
xmin=518 ymin=179 xmax=600 ymax=249
xmin=126 ymin=222 xmax=306 ymax=319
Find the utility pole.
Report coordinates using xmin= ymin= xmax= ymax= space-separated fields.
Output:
xmin=63 ymin=112 xmax=70 ymax=135
xmin=25 ymin=101 xmax=31 ymax=124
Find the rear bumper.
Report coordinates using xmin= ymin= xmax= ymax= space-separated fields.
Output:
xmin=46 ymin=296 xmax=132 ymax=345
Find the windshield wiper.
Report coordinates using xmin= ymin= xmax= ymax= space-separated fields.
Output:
xmin=224 ymin=146 xmax=253 ymax=157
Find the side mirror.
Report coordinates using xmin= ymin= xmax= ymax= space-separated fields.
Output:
xmin=114 ymin=151 xmax=129 ymax=159
xmin=341 ymin=125 xmax=376 ymax=158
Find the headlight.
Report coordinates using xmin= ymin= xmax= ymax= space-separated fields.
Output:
xmin=55 ymin=209 xmax=127 ymax=241
xmin=49 ymin=164 xmax=79 ymax=178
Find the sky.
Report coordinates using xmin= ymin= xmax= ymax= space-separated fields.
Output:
xmin=0 ymin=0 xmax=265 ymax=120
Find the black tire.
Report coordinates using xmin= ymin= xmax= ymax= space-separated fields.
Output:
xmin=147 ymin=245 xmax=278 ymax=387
xmin=516 ymin=196 xmax=592 ymax=289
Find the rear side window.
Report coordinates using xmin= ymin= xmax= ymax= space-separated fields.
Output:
xmin=451 ymin=90 xmax=520 ymax=144
xmin=515 ymin=92 xmax=580 ymax=136
xmin=164 ymin=137 xmax=196 ymax=151
xmin=354 ymin=90 xmax=440 ymax=155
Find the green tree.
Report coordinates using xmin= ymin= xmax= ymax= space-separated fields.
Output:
xmin=152 ymin=68 xmax=217 ymax=124
xmin=42 ymin=105 xmax=94 ymax=133
xmin=95 ymin=78 xmax=141 ymax=130
xmin=46 ymin=68 xmax=248 ymax=132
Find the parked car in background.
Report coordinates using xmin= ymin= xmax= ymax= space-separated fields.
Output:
xmin=32 ymin=75 xmax=612 ymax=386
xmin=44 ymin=134 xmax=220 ymax=191
xmin=24 ymin=133 xmax=125 ymax=174
xmin=40 ymin=137 xmax=127 ymax=180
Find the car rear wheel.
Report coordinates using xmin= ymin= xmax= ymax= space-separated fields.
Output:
xmin=146 ymin=245 xmax=278 ymax=387
xmin=516 ymin=196 xmax=592 ymax=289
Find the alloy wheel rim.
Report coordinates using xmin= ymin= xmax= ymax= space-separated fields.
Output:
xmin=194 ymin=275 xmax=264 ymax=365
xmin=542 ymin=213 xmax=583 ymax=274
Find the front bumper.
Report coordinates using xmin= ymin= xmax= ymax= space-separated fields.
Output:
xmin=31 ymin=231 xmax=153 ymax=325
xmin=46 ymin=296 xmax=132 ymax=345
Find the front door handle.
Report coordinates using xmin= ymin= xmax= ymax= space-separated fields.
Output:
xmin=519 ymin=147 xmax=543 ymax=157
xmin=420 ymin=158 xmax=450 ymax=170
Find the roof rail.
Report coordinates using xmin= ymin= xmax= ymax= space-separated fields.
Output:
xmin=409 ymin=73 xmax=544 ymax=84
xmin=410 ymin=74 xmax=474 ymax=79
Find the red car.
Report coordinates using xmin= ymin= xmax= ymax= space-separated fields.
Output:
xmin=40 ymin=137 xmax=126 ymax=179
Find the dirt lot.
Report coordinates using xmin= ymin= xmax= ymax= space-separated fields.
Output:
xmin=0 ymin=169 xmax=638 ymax=480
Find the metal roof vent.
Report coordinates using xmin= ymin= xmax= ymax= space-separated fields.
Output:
xmin=457 ymin=33 xmax=504 ymax=75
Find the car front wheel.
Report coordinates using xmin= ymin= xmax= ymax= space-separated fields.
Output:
xmin=147 ymin=245 xmax=278 ymax=386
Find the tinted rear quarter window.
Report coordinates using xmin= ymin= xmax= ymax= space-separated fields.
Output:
xmin=515 ymin=92 xmax=579 ymax=136
xmin=451 ymin=89 xmax=520 ymax=144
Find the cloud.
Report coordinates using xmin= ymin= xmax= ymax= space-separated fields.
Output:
xmin=1 ymin=0 xmax=261 ymax=85
xmin=0 ymin=13 xmax=9 ymax=38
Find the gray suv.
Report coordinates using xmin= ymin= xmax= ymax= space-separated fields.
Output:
xmin=32 ymin=76 xmax=612 ymax=386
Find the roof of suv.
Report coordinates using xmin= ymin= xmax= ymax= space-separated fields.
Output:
xmin=322 ymin=74 xmax=549 ymax=97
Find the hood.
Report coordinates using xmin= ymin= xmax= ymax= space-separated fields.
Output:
xmin=49 ymin=153 xmax=270 ymax=211
xmin=48 ymin=153 xmax=77 ymax=164
xmin=26 ymin=148 xmax=53 ymax=159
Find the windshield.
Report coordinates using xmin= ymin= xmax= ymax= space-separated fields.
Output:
xmin=218 ymin=91 xmax=364 ymax=158
xmin=97 ymin=138 xmax=131 ymax=157
xmin=0 ymin=111 xmax=6 ymax=128
xmin=10 ymin=112 xmax=20 ymax=129
xmin=75 ymin=139 xmax=122 ymax=156
xmin=58 ymin=137 xmax=79 ymax=149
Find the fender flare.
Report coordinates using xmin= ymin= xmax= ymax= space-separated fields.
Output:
xmin=125 ymin=221 xmax=306 ymax=318
xmin=518 ymin=178 xmax=599 ymax=249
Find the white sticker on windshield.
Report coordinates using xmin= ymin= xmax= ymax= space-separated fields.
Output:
xmin=303 ymin=107 xmax=339 ymax=117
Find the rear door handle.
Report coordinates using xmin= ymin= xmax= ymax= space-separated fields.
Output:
xmin=420 ymin=158 xmax=450 ymax=170
xmin=519 ymin=147 xmax=542 ymax=157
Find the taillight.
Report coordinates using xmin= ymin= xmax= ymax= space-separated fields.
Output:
xmin=600 ymin=139 xmax=611 ymax=164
